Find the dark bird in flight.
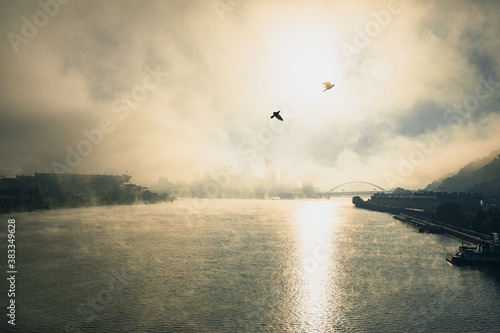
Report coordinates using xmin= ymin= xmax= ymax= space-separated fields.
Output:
xmin=270 ymin=110 xmax=283 ymax=121
xmin=322 ymin=82 xmax=335 ymax=92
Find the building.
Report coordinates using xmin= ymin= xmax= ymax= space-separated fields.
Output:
xmin=29 ymin=172 xmax=131 ymax=197
xmin=369 ymin=191 xmax=483 ymax=212
xmin=0 ymin=177 xmax=38 ymax=205
xmin=1 ymin=172 xmax=131 ymax=201
xmin=302 ymin=174 xmax=315 ymax=197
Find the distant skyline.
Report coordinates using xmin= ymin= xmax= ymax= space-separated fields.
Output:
xmin=1 ymin=0 xmax=500 ymax=191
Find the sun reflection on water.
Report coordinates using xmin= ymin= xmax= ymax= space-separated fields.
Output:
xmin=293 ymin=200 xmax=342 ymax=331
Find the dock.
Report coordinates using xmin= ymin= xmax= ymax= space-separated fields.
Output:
xmin=393 ymin=214 xmax=444 ymax=234
xmin=393 ymin=213 xmax=490 ymax=244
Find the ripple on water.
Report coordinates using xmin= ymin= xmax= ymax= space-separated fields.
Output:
xmin=2 ymin=199 xmax=500 ymax=332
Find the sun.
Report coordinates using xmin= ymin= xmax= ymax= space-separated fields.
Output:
xmin=269 ymin=24 xmax=339 ymax=100
xmin=286 ymin=46 xmax=336 ymax=96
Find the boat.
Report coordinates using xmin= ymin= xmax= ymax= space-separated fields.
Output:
xmin=446 ymin=233 xmax=500 ymax=266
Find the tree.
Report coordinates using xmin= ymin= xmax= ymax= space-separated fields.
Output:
xmin=352 ymin=196 xmax=364 ymax=206
xmin=471 ymin=209 xmax=487 ymax=231
xmin=435 ymin=202 xmax=467 ymax=228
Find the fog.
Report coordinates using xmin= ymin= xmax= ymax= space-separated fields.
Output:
xmin=1 ymin=0 xmax=500 ymax=190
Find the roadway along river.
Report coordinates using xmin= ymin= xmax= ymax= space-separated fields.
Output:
xmin=2 ymin=198 xmax=500 ymax=332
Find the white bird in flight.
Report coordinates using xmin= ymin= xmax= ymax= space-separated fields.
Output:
xmin=322 ymin=82 xmax=335 ymax=92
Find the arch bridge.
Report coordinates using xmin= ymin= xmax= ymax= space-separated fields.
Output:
xmin=319 ymin=181 xmax=386 ymax=198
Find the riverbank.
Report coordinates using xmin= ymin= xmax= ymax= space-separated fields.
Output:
xmin=0 ymin=193 xmax=175 ymax=214
xmin=353 ymin=196 xmax=493 ymax=244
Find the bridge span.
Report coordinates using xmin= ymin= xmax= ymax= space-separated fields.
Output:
xmin=318 ymin=181 xmax=387 ymax=198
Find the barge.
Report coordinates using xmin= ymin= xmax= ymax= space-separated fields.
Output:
xmin=446 ymin=233 xmax=500 ymax=267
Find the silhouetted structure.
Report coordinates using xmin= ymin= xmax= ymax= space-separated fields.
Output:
xmin=18 ymin=172 xmax=132 ymax=197
xmin=1 ymin=172 xmax=171 ymax=212
xmin=302 ymin=175 xmax=315 ymax=198
xmin=0 ymin=177 xmax=38 ymax=205
xmin=368 ymin=191 xmax=483 ymax=213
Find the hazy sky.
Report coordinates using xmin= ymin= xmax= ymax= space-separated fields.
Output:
xmin=1 ymin=0 xmax=500 ymax=190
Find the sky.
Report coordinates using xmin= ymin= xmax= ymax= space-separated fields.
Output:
xmin=1 ymin=0 xmax=500 ymax=191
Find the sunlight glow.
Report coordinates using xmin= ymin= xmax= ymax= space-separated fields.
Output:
xmin=286 ymin=45 xmax=337 ymax=98
xmin=269 ymin=24 xmax=340 ymax=102
xmin=294 ymin=201 xmax=340 ymax=330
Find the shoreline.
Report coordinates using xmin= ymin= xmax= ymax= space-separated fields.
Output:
xmin=353 ymin=198 xmax=492 ymax=244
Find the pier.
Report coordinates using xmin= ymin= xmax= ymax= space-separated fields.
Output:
xmin=393 ymin=213 xmax=490 ymax=244
xmin=393 ymin=214 xmax=443 ymax=234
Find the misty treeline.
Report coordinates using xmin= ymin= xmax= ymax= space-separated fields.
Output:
xmin=435 ymin=202 xmax=500 ymax=234
xmin=0 ymin=187 xmax=175 ymax=214
xmin=426 ymin=153 xmax=500 ymax=204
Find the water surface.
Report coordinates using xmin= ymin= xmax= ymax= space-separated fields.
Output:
xmin=1 ymin=198 xmax=500 ymax=332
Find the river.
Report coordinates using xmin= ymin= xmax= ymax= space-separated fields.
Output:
xmin=1 ymin=198 xmax=500 ymax=332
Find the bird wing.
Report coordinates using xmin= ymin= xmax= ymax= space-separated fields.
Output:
xmin=276 ymin=114 xmax=284 ymax=121
xmin=322 ymin=82 xmax=331 ymax=86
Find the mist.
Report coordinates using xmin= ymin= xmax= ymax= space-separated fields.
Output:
xmin=1 ymin=0 xmax=500 ymax=191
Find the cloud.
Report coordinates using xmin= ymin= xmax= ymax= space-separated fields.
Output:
xmin=394 ymin=99 xmax=448 ymax=137
xmin=0 ymin=0 xmax=499 ymax=189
